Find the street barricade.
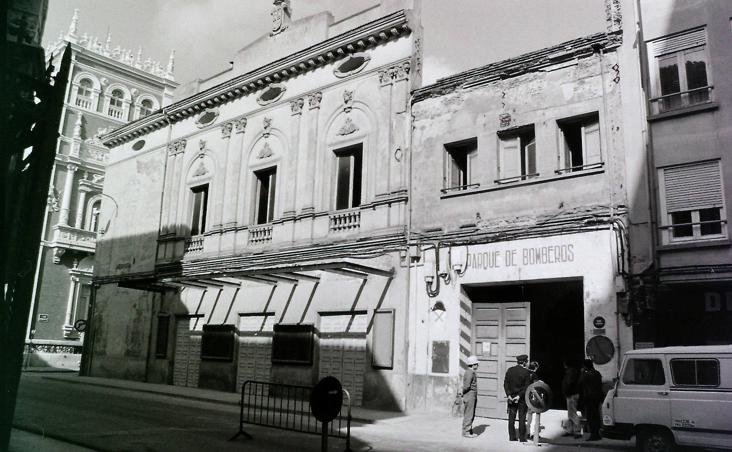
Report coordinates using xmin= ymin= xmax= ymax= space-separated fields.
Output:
xmin=230 ymin=380 xmax=352 ymax=446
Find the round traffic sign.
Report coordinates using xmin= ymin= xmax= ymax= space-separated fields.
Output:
xmin=73 ymin=319 xmax=87 ymax=333
xmin=586 ymin=335 xmax=615 ymax=365
xmin=310 ymin=376 xmax=343 ymax=423
xmin=593 ymin=316 xmax=606 ymax=328
xmin=525 ymin=381 xmax=552 ymax=414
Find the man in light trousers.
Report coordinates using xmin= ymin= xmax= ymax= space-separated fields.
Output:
xmin=462 ymin=355 xmax=479 ymax=438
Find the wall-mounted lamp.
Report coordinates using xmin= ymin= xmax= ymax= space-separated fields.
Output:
xmin=438 ymin=270 xmax=451 ymax=285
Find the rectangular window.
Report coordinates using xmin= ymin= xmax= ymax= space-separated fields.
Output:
xmin=190 ymin=184 xmax=209 ymax=236
xmin=272 ymin=324 xmax=314 ymax=365
xmin=660 ymin=160 xmax=726 ymax=244
xmin=334 ymin=144 xmax=362 ymax=210
xmin=155 ymin=314 xmax=170 ymax=358
xmin=622 ymin=358 xmax=666 ymax=385
xmin=497 ymin=126 xmax=536 ymax=183
xmin=649 ymin=28 xmax=711 ymax=114
xmin=254 ymin=167 xmax=276 ymax=224
xmin=670 ymin=359 xmax=719 ymax=387
xmin=443 ymin=138 xmax=477 ymax=192
xmin=558 ymin=113 xmax=602 ymax=172
xmin=372 ymin=310 xmax=395 ymax=369
xmin=201 ymin=324 xmax=236 ymax=361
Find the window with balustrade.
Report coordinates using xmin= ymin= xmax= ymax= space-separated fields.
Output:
xmin=107 ymin=89 xmax=125 ymax=119
xmin=334 ymin=144 xmax=362 ymax=210
xmin=254 ymin=167 xmax=277 ymax=224
xmin=648 ymin=28 xmax=712 ymax=115
xmin=75 ymin=79 xmax=94 ymax=110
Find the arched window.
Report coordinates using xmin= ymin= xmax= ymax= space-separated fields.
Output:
xmin=139 ymin=99 xmax=154 ymax=117
xmin=88 ymin=200 xmax=101 ymax=232
xmin=108 ymin=89 xmax=125 ymax=119
xmin=75 ymin=79 xmax=94 ymax=109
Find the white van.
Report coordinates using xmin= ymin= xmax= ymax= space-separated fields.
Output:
xmin=601 ymin=345 xmax=732 ymax=452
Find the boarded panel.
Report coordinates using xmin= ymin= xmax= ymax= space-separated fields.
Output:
xmin=236 ymin=314 xmax=274 ymax=391
xmin=318 ymin=313 xmax=367 ymax=406
xmin=173 ymin=320 xmax=201 ymax=388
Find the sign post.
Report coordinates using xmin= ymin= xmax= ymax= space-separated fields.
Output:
xmin=310 ymin=376 xmax=343 ymax=452
xmin=525 ymin=381 xmax=553 ymax=447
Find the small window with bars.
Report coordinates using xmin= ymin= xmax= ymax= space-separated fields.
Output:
xmin=659 ymin=160 xmax=726 ymax=244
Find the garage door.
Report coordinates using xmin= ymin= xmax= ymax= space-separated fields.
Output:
xmin=319 ymin=313 xmax=368 ymax=406
xmin=173 ymin=319 xmax=201 ymax=388
xmin=237 ymin=314 xmax=275 ymax=392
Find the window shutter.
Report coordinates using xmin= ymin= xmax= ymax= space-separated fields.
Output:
xmin=583 ymin=121 xmax=602 ymax=164
xmin=525 ymin=139 xmax=536 ymax=175
xmin=650 ymin=28 xmax=706 ymax=57
xmin=663 ymin=161 xmax=723 ymax=212
xmin=500 ymin=136 xmax=521 ymax=178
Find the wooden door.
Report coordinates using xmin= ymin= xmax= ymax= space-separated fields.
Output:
xmin=472 ymin=302 xmax=530 ymax=419
xmin=173 ymin=320 xmax=201 ymax=388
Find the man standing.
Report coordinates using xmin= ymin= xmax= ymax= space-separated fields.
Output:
xmin=579 ymin=359 xmax=603 ymax=441
xmin=462 ymin=355 xmax=479 ymax=438
xmin=561 ymin=360 xmax=582 ymax=438
xmin=504 ymin=354 xmax=532 ymax=442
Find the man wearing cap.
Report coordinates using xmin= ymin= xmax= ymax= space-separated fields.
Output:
xmin=504 ymin=354 xmax=532 ymax=442
xmin=462 ymin=355 xmax=479 ymax=438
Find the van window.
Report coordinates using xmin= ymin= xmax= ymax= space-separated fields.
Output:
xmin=622 ymin=358 xmax=665 ymax=385
xmin=670 ymin=359 xmax=720 ymax=387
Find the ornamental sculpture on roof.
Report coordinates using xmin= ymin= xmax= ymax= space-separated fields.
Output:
xmin=271 ymin=0 xmax=292 ymax=36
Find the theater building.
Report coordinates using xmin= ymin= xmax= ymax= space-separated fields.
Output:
xmin=24 ymin=10 xmax=176 ymax=370
xmin=87 ymin=1 xmax=421 ymax=410
xmin=406 ymin=6 xmax=646 ymax=414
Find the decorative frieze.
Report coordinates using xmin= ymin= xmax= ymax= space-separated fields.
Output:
xmin=379 ymin=61 xmax=411 ymax=86
xmin=167 ymin=139 xmax=187 ymax=155
xmin=308 ymin=92 xmax=322 ymax=110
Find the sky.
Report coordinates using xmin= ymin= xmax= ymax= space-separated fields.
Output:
xmin=43 ymin=0 xmax=607 ymax=86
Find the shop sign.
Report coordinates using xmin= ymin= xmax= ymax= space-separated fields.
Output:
xmin=467 ymin=244 xmax=574 ymax=270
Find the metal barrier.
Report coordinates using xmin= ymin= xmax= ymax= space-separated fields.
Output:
xmin=230 ymin=380 xmax=352 ymax=449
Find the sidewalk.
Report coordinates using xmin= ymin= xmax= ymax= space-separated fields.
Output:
xmin=31 ymin=372 xmax=634 ymax=451
xmin=9 ymin=428 xmax=96 ymax=452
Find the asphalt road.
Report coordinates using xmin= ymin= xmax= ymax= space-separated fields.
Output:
xmin=13 ymin=374 xmax=359 ymax=452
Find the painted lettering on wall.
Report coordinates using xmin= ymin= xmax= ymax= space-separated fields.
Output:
xmin=467 ymin=244 xmax=574 ymax=270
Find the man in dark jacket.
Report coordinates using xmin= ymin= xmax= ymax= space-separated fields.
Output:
xmin=561 ymin=360 xmax=581 ymax=438
xmin=462 ymin=355 xmax=479 ymax=438
xmin=579 ymin=359 xmax=603 ymax=441
xmin=504 ymin=354 xmax=532 ymax=442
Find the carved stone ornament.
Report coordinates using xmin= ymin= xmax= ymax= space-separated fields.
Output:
xmin=53 ymin=247 xmax=66 ymax=264
xmin=308 ymin=92 xmax=322 ymax=110
xmin=343 ymin=90 xmax=354 ymax=112
xmin=221 ymin=122 xmax=233 ymax=139
xmin=379 ymin=61 xmax=411 ymax=86
xmin=257 ymin=142 xmax=274 ymax=159
xmin=337 ymin=117 xmax=359 ymax=136
xmin=499 ymin=113 xmax=512 ymax=128
xmin=234 ymin=117 xmax=248 ymax=134
xmin=198 ymin=139 xmax=207 ymax=151
xmin=270 ymin=0 xmax=292 ymax=36
xmin=290 ymin=98 xmax=304 ymax=116
xmin=167 ymin=139 xmax=186 ymax=155
xmin=263 ymin=117 xmax=272 ymax=138
xmin=47 ymin=187 xmax=60 ymax=212
xmin=192 ymin=160 xmax=208 ymax=177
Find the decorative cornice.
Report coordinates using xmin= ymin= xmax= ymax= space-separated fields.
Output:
xmin=101 ymin=10 xmax=412 ymax=147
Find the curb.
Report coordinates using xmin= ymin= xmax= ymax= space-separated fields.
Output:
xmin=11 ymin=425 xmax=101 ymax=452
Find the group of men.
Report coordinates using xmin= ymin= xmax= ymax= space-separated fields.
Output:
xmin=461 ymin=354 xmax=604 ymax=442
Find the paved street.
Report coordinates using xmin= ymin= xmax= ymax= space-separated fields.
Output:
xmin=12 ymin=373 xmax=635 ymax=451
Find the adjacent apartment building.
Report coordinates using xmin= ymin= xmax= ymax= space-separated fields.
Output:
xmin=88 ymin=0 xmax=422 ymax=410
xmin=25 ymin=10 xmax=177 ymax=369
xmin=631 ymin=0 xmax=732 ymax=347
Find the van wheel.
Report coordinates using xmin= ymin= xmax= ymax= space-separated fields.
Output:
xmin=637 ymin=428 xmax=674 ymax=452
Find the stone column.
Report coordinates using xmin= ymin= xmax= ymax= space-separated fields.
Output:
xmin=302 ymin=92 xmax=322 ymax=213
xmin=59 ymin=163 xmax=78 ymax=226
xmin=215 ymin=122 xmax=234 ymax=229
xmin=225 ymin=118 xmax=247 ymax=226
xmin=390 ymin=61 xmax=411 ymax=193
xmin=376 ymin=69 xmax=394 ymax=197
xmin=64 ymin=276 xmax=79 ymax=327
xmin=285 ymin=98 xmax=304 ymax=217
xmin=167 ymin=140 xmax=186 ymax=235
xmin=74 ymin=187 xmax=89 ymax=229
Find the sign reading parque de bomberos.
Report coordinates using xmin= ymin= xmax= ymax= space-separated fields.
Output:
xmin=467 ymin=244 xmax=575 ymax=270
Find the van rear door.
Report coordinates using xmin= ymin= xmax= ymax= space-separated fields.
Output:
xmin=667 ymin=355 xmax=732 ymax=449
xmin=615 ymin=355 xmax=670 ymax=428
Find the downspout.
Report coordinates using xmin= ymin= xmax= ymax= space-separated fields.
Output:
xmin=404 ymin=101 xmax=414 ymax=412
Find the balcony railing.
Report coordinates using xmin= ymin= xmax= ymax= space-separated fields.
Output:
xmin=107 ymin=107 xmax=124 ymax=120
xmin=52 ymin=224 xmax=97 ymax=252
xmin=249 ymin=225 xmax=273 ymax=244
xmin=649 ymin=86 xmax=713 ymax=115
xmin=75 ymin=97 xmax=93 ymax=109
xmin=329 ymin=209 xmax=361 ymax=232
xmin=184 ymin=235 xmax=204 ymax=254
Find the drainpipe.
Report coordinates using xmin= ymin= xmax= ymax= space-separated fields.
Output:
xmin=404 ymin=103 xmax=415 ymax=412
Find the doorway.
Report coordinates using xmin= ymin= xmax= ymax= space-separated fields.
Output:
xmin=465 ymin=279 xmax=584 ymax=416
